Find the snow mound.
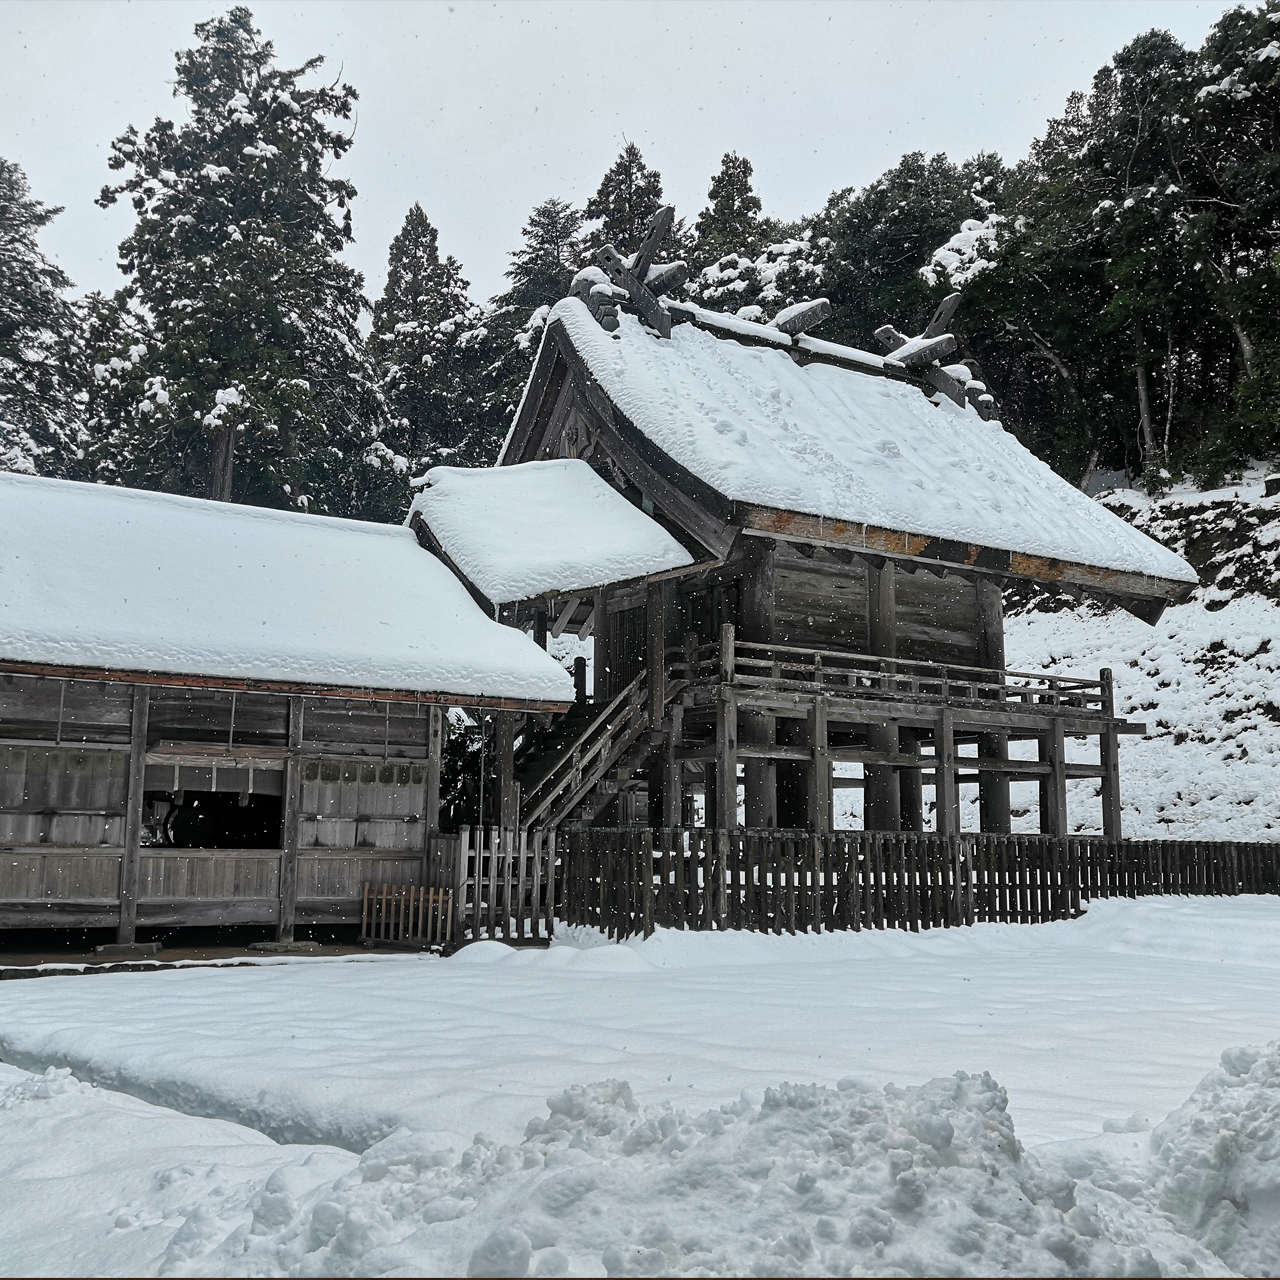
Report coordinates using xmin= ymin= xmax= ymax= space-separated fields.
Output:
xmin=168 ymin=1071 xmax=1221 ymax=1278
xmin=1151 ymin=1040 xmax=1280 ymax=1276
xmin=0 ymin=1064 xmax=96 ymax=1107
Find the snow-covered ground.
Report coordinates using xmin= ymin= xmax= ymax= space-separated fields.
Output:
xmin=3 ymin=897 xmax=1280 ymax=1276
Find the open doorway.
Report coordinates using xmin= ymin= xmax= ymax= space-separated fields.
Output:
xmin=144 ymin=789 xmax=282 ymax=848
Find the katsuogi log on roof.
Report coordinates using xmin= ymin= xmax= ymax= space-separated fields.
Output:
xmin=408 ymin=459 xmax=693 ymax=611
xmin=503 ymin=297 xmax=1197 ymax=614
xmin=0 ymin=473 xmax=573 ymax=708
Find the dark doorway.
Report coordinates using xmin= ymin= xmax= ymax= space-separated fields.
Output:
xmin=145 ymin=791 xmax=282 ymax=848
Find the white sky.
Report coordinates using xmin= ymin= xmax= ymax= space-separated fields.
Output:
xmin=1 ymin=0 xmax=1232 ymax=305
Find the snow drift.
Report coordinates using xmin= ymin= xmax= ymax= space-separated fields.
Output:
xmin=33 ymin=1042 xmax=1280 ymax=1276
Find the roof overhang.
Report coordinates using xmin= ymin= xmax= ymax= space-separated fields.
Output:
xmin=737 ymin=503 xmax=1196 ymax=621
xmin=0 ymin=658 xmax=572 ymax=713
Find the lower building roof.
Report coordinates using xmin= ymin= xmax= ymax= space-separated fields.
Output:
xmin=409 ymin=459 xmax=693 ymax=606
xmin=0 ymin=474 xmax=573 ymax=707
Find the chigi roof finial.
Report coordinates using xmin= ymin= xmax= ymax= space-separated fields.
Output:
xmin=569 ymin=205 xmax=689 ymax=339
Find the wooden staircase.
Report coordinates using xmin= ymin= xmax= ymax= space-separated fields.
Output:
xmin=519 ymin=671 xmax=653 ymax=830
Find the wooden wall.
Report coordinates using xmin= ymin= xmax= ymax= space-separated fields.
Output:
xmin=0 ymin=672 xmax=448 ymax=936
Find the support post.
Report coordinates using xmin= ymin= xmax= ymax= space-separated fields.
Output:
xmin=573 ymin=656 xmax=587 ymax=706
xmin=866 ymin=559 xmax=900 ymax=830
xmin=1099 ymin=669 xmax=1122 ymax=839
xmin=426 ymin=704 xmax=444 ymax=832
xmin=935 ymin=708 xmax=958 ymax=836
xmin=1039 ymin=719 xmax=1068 ymax=837
xmin=663 ymin=705 xmax=683 ymax=828
xmin=975 ymin=578 xmax=1011 ymax=833
xmin=807 ymin=697 xmax=831 ymax=833
xmin=534 ymin=608 xmax=548 ymax=650
xmin=496 ymin=713 xmax=518 ymax=833
xmin=646 ymin=583 xmax=667 ymax=826
xmin=899 ymin=727 xmax=923 ymax=832
xmin=715 ymin=686 xmax=739 ymax=831
xmin=593 ymin=587 xmax=610 ymax=700
xmin=275 ymin=695 xmax=304 ymax=942
xmin=740 ymin=540 xmax=778 ymax=829
xmin=116 ymin=685 xmax=150 ymax=944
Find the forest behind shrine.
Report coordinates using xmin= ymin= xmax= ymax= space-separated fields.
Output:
xmin=3 ymin=3 xmax=1280 ymax=520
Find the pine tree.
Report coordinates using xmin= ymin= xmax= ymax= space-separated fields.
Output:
xmin=583 ymin=143 xmax=664 ymax=255
xmin=501 ymin=197 xmax=583 ymax=313
xmin=370 ymin=203 xmax=495 ymax=498
xmin=94 ymin=6 xmax=383 ymax=512
xmin=692 ymin=152 xmax=764 ymax=272
xmin=475 ymin=197 xmax=585 ymax=462
xmin=0 ymin=157 xmax=82 ymax=476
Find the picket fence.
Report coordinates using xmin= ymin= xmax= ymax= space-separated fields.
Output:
xmin=557 ymin=828 xmax=1280 ymax=941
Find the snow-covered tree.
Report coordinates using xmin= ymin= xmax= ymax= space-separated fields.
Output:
xmin=691 ymin=152 xmax=764 ymax=271
xmin=370 ymin=203 xmax=494 ymax=503
xmin=0 ymin=157 xmax=83 ymax=476
xmin=582 ymin=143 xmax=665 ymax=256
xmin=95 ymin=6 xmax=383 ymax=512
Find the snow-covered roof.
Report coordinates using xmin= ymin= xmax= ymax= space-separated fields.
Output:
xmin=410 ymin=459 xmax=693 ymax=605
xmin=545 ymin=298 xmax=1197 ymax=586
xmin=0 ymin=474 xmax=573 ymax=705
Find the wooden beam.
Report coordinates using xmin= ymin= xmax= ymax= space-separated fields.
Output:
xmin=865 ymin=560 xmax=900 ymax=832
xmin=934 ymin=708 xmax=958 ymax=837
xmin=496 ymin=714 xmax=518 ymax=833
xmin=975 ymin=578 xmax=1011 ymax=834
xmin=737 ymin=505 xmax=1193 ymax=605
xmin=275 ymin=695 xmax=304 ymax=942
xmin=715 ymin=685 xmax=739 ymax=831
xmin=807 ymin=697 xmax=831 ymax=833
xmin=0 ymin=659 xmax=571 ymax=714
xmin=1039 ymin=718 xmax=1068 ymax=837
xmin=1099 ymin=668 xmax=1122 ymax=839
xmin=426 ymin=704 xmax=444 ymax=832
xmin=116 ymin=685 xmax=150 ymax=945
xmin=550 ymin=594 xmax=583 ymax=639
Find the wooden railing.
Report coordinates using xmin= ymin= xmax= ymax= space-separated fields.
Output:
xmin=668 ymin=626 xmax=1110 ymax=718
xmin=447 ymin=825 xmax=555 ymax=943
xmin=559 ymin=828 xmax=1280 ymax=941
xmin=519 ymin=671 xmax=650 ymax=829
xmin=359 ymin=881 xmax=453 ymax=947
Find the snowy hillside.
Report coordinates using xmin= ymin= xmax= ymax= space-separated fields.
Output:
xmin=1002 ymin=470 xmax=1280 ymax=841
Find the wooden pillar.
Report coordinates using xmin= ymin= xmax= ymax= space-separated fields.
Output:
xmin=1039 ymin=718 xmax=1068 ymax=837
xmin=534 ymin=607 xmax=548 ymax=650
xmin=663 ymin=701 xmax=683 ymax=829
xmin=807 ymin=697 xmax=831 ymax=833
xmin=715 ymin=696 xmax=739 ymax=831
xmin=740 ymin=538 xmax=777 ymax=829
xmin=865 ymin=559 xmax=900 ymax=831
xmin=934 ymin=708 xmax=958 ymax=836
xmin=275 ymin=695 xmax=304 ymax=942
xmin=116 ymin=684 xmax=151 ymax=945
xmin=976 ymin=578 xmax=1011 ymax=833
xmin=1099 ymin=668 xmax=1122 ymax=839
xmin=593 ymin=588 xmax=610 ymax=700
xmin=425 ymin=703 xmax=444 ymax=832
xmin=646 ymin=583 xmax=667 ymax=827
xmin=573 ymin=656 xmax=588 ymax=706
xmin=899 ymin=727 xmax=924 ymax=832
xmin=496 ymin=713 xmax=518 ymax=832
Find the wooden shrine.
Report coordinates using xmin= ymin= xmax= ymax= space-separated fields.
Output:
xmin=416 ymin=206 xmax=1199 ymax=842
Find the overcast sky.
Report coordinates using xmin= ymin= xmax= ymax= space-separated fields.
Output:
xmin=2 ymin=0 xmax=1233 ymax=305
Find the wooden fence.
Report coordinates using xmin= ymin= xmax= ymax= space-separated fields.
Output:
xmin=431 ymin=826 xmax=555 ymax=944
xmin=558 ymin=828 xmax=1280 ymax=941
xmin=360 ymin=882 xmax=453 ymax=947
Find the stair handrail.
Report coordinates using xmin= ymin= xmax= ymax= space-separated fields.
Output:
xmin=521 ymin=670 xmax=648 ymax=825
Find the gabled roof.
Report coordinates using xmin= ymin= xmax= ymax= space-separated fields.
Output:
xmin=0 ymin=474 xmax=573 ymax=707
xmin=530 ymin=298 xmax=1196 ymax=591
xmin=408 ymin=460 xmax=692 ymax=606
